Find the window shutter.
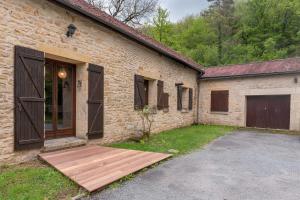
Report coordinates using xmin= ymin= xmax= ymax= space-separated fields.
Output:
xmin=163 ymin=93 xmax=169 ymax=108
xmin=134 ymin=75 xmax=145 ymax=109
xmin=87 ymin=64 xmax=104 ymax=139
xmin=189 ymin=88 xmax=193 ymax=110
xmin=157 ymin=80 xmax=164 ymax=110
xmin=177 ymin=85 xmax=183 ymax=110
xmin=14 ymin=46 xmax=45 ymax=150
xmin=211 ymin=90 xmax=229 ymax=112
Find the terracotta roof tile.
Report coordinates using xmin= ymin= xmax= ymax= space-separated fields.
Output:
xmin=52 ymin=0 xmax=203 ymax=72
xmin=202 ymin=58 xmax=300 ymax=79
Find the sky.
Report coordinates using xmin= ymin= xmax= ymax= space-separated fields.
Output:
xmin=160 ymin=0 xmax=211 ymax=22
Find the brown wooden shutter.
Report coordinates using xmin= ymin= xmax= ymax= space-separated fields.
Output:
xmin=211 ymin=90 xmax=229 ymax=112
xmin=134 ymin=75 xmax=145 ymax=109
xmin=14 ymin=46 xmax=45 ymax=150
xmin=87 ymin=64 xmax=104 ymax=139
xmin=157 ymin=80 xmax=164 ymax=110
xmin=177 ymin=85 xmax=183 ymax=110
xmin=189 ymin=88 xmax=193 ymax=110
xmin=163 ymin=93 xmax=169 ymax=108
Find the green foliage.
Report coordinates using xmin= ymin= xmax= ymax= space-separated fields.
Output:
xmin=0 ymin=164 xmax=79 ymax=200
xmin=142 ymin=0 xmax=300 ymax=67
xmin=143 ymin=7 xmax=172 ymax=45
xmin=111 ymin=125 xmax=235 ymax=155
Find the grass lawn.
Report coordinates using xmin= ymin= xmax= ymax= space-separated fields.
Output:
xmin=0 ymin=162 xmax=79 ymax=200
xmin=111 ymin=125 xmax=235 ymax=155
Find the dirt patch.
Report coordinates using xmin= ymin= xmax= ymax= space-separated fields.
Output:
xmin=0 ymin=160 xmax=47 ymax=173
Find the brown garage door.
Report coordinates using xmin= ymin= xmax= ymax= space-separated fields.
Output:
xmin=246 ymin=95 xmax=290 ymax=130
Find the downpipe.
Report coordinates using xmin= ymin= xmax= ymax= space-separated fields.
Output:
xmin=196 ymin=71 xmax=204 ymax=125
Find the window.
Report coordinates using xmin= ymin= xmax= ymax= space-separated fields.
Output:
xmin=211 ymin=90 xmax=229 ymax=112
xmin=134 ymin=75 xmax=168 ymax=111
xmin=177 ymin=86 xmax=193 ymax=111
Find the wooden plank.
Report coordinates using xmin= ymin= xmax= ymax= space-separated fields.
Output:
xmin=39 ymin=146 xmax=171 ymax=192
xmin=77 ymin=152 xmax=155 ymax=183
xmin=84 ymin=153 xmax=170 ymax=192
xmin=64 ymin=150 xmax=141 ymax=177
xmin=41 ymin=146 xmax=110 ymax=165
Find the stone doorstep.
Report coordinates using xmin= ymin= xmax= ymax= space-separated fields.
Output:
xmin=42 ymin=137 xmax=87 ymax=153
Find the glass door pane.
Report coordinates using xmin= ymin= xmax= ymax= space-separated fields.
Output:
xmin=57 ymin=66 xmax=73 ymax=129
xmin=45 ymin=65 xmax=53 ymax=131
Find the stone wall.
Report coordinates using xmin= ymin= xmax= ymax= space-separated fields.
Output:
xmin=0 ymin=0 xmax=198 ymax=163
xmin=199 ymin=74 xmax=300 ymax=131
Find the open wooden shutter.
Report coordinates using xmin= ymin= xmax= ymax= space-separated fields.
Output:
xmin=87 ymin=64 xmax=104 ymax=139
xmin=177 ymin=85 xmax=183 ymax=110
xmin=163 ymin=93 xmax=169 ymax=108
xmin=14 ymin=46 xmax=45 ymax=150
xmin=134 ymin=75 xmax=145 ymax=109
xmin=157 ymin=80 xmax=164 ymax=110
xmin=189 ymin=88 xmax=193 ymax=110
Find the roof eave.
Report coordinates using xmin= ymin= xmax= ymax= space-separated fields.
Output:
xmin=49 ymin=0 xmax=204 ymax=73
xmin=201 ymin=70 xmax=300 ymax=80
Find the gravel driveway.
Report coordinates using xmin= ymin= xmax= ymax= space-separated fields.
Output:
xmin=83 ymin=131 xmax=300 ymax=200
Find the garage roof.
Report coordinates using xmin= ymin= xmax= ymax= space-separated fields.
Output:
xmin=202 ymin=57 xmax=300 ymax=80
xmin=50 ymin=0 xmax=204 ymax=73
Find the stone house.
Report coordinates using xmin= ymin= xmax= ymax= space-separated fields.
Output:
xmin=0 ymin=0 xmax=204 ymax=163
xmin=1 ymin=0 xmax=300 ymax=165
xmin=199 ymin=58 xmax=300 ymax=131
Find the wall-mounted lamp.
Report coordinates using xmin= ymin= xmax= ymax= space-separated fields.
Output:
xmin=58 ymin=67 xmax=67 ymax=79
xmin=66 ymin=24 xmax=77 ymax=37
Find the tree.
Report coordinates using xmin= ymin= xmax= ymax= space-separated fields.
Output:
xmin=150 ymin=7 xmax=172 ymax=44
xmin=86 ymin=0 xmax=158 ymax=26
xmin=203 ymin=0 xmax=236 ymax=64
xmin=142 ymin=0 xmax=300 ymax=67
xmin=235 ymin=0 xmax=300 ymax=59
xmin=137 ymin=106 xmax=155 ymax=141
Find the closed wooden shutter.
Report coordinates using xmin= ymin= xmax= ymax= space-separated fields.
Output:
xmin=157 ymin=80 xmax=164 ymax=110
xmin=87 ymin=64 xmax=104 ymax=139
xmin=14 ymin=46 xmax=45 ymax=150
xmin=211 ymin=90 xmax=229 ymax=112
xmin=189 ymin=88 xmax=193 ymax=110
xmin=134 ymin=75 xmax=145 ymax=109
xmin=177 ymin=85 xmax=183 ymax=110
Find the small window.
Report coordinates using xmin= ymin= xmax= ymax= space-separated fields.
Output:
xmin=211 ymin=90 xmax=229 ymax=112
xmin=177 ymin=85 xmax=193 ymax=112
xmin=134 ymin=75 xmax=164 ymax=111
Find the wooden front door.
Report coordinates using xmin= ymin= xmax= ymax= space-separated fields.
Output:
xmin=246 ymin=95 xmax=290 ymax=130
xmin=45 ymin=59 xmax=76 ymax=139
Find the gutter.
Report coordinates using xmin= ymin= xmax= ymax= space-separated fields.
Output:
xmin=201 ymin=70 xmax=300 ymax=81
xmin=49 ymin=0 xmax=204 ymax=73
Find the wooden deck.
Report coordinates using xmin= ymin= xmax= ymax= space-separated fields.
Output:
xmin=39 ymin=145 xmax=171 ymax=192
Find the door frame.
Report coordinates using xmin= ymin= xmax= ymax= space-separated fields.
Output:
xmin=45 ymin=58 xmax=77 ymax=139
